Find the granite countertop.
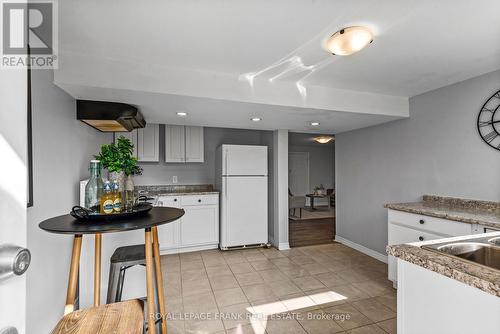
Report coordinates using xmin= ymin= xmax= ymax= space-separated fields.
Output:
xmin=135 ymin=184 xmax=219 ymax=197
xmin=387 ymin=232 xmax=500 ymax=297
xmin=154 ymin=191 xmax=219 ymax=196
xmin=385 ymin=195 xmax=500 ymax=229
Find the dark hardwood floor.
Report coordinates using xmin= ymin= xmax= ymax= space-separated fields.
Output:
xmin=289 ymin=216 xmax=336 ymax=247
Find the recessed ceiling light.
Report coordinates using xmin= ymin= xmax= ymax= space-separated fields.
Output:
xmin=251 ymin=117 xmax=262 ymax=122
xmin=326 ymin=26 xmax=373 ymax=56
xmin=314 ymin=136 xmax=335 ymax=144
xmin=176 ymin=112 xmax=187 ymax=117
xmin=310 ymin=122 xmax=320 ymax=126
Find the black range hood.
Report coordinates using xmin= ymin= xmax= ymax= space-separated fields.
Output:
xmin=77 ymin=100 xmax=146 ymax=132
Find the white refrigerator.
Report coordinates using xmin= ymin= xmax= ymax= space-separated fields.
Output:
xmin=217 ymin=145 xmax=268 ymax=249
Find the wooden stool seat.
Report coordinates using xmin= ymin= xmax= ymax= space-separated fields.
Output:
xmin=51 ymin=299 xmax=144 ymax=334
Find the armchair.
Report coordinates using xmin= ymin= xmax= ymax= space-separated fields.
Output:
xmin=289 ymin=188 xmax=306 ymax=218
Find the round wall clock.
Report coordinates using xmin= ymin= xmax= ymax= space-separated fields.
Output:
xmin=477 ymin=90 xmax=500 ymax=150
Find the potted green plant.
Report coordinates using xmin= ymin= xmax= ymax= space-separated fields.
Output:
xmin=314 ymin=184 xmax=325 ymax=195
xmin=95 ymin=136 xmax=142 ymax=209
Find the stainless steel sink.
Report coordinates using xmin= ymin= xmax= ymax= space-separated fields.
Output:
xmin=423 ymin=239 xmax=500 ymax=271
xmin=488 ymin=237 xmax=500 ymax=246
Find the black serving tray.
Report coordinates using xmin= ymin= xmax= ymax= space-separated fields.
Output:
xmin=70 ymin=203 xmax=153 ymax=222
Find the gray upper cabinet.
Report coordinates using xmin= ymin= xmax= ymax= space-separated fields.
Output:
xmin=165 ymin=125 xmax=186 ymax=162
xmin=137 ymin=123 xmax=160 ymax=162
xmin=165 ymin=125 xmax=204 ymax=163
xmin=185 ymin=126 xmax=204 ymax=162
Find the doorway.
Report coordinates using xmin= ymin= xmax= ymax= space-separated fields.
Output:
xmin=288 ymin=132 xmax=336 ymax=247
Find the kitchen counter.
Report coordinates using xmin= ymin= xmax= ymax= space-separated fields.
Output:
xmin=387 ymin=231 xmax=500 ymax=297
xmin=385 ymin=195 xmax=500 ymax=229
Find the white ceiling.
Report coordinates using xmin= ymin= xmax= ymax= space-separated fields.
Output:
xmin=55 ymin=0 xmax=500 ymax=132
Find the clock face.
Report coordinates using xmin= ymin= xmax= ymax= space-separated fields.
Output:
xmin=477 ymin=90 xmax=500 ymax=150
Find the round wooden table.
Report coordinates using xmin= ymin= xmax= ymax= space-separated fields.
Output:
xmin=39 ymin=207 xmax=185 ymax=334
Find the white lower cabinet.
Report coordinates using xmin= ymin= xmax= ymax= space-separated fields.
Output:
xmin=180 ymin=205 xmax=218 ymax=246
xmin=156 ymin=194 xmax=219 ymax=253
xmin=387 ymin=209 xmax=473 ymax=286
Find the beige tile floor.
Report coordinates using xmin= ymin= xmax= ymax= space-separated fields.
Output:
xmin=160 ymin=243 xmax=397 ymax=334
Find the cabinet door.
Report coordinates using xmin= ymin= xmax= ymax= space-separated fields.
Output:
xmin=165 ymin=125 xmax=185 ymax=163
xmin=180 ymin=205 xmax=218 ymax=246
xmin=114 ymin=131 xmax=137 ymax=157
xmin=157 ymin=220 xmax=180 ymax=250
xmin=156 ymin=197 xmax=180 ymax=250
xmin=388 ymin=223 xmax=445 ymax=284
xmin=137 ymin=123 xmax=159 ymax=162
xmin=185 ymin=126 xmax=204 ymax=163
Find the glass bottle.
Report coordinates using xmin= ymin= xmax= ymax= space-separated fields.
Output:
xmin=124 ymin=175 xmax=135 ymax=212
xmin=84 ymin=160 xmax=103 ymax=213
xmin=112 ymin=179 xmax=122 ymax=212
xmin=100 ymin=181 xmax=114 ymax=214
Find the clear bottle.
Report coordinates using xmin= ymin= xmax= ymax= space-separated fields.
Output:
xmin=100 ymin=181 xmax=114 ymax=214
xmin=112 ymin=179 xmax=122 ymax=212
xmin=84 ymin=160 xmax=103 ymax=213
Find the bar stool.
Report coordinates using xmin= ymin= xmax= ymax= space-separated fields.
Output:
xmin=107 ymin=244 xmax=161 ymax=333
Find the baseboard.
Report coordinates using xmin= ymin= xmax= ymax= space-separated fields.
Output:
xmin=278 ymin=242 xmax=290 ymax=250
xmin=334 ymin=236 xmax=388 ymax=263
xmin=268 ymin=236 xmax=275 ymax=247
xmin=160 ymin=243 xmax=219 ymax=255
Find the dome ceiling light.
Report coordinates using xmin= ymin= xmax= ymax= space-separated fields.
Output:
xmin=314 ymin=136 xmax=335 ymax=144
xmin=326 ymin=26 xmax=373 ymax=56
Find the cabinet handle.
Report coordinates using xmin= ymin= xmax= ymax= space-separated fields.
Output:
xmin=419 ymin=219 xmax=425 ymax=225
xmin=198 ymin=199 xmax=201 ymax=203
xmin=419 ymin=236 xmax=424 ymax=241
xmin=174 ymin=198 xmax=177 ymax=202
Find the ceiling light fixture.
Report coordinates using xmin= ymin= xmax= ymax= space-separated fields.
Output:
xmin=326 ymin=26 xmax=373 ymax=56
xmin=251 ymin=117 xmax=262 ymax=122
xmin=310 ymin=122 xmax=320 ymax=126
xmin=314 ymin=136 xmax=335 ymax=144
xmin=176 ymin=111 xmax=187 ymax=117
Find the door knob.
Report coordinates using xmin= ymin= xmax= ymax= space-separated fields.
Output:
xmin=0 ymin=244 xmax=31 ymax=283
xmin=0 ymin=327 xmax=18 ymax=334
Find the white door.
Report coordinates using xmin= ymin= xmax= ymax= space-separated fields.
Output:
xmin=224 ymin=176 xmax=267 ymax=247
xmin=137 ymin=123 xmax=159 ymax=162
xmin=165 ymin=125 xmax=185 ymax=163
xmin=288 ymin=152 xmax=309 ymax=196
xmin=222 ymin=145 xmax=267 ymax=176
xmin=0 ymin=67 xmax=28 ymax=333
xmin=185 ymin=126 xmax=204 ymax=163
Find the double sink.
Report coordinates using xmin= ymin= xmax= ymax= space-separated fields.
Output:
xmin=422 ymin=236 xmax=500 ymax=271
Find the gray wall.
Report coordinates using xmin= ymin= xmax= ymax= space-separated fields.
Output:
xmin=336 ymin=70 xmax=500 ymax=255
xmin=26 ymin=70 xmax=112 ymax=333
xmin=135 ymin=126 xmax=272 ymax=186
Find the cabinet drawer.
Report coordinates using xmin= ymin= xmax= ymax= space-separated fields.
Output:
xmin=388 ymin=223 xmax=444 ymax=245
xmin=181 ymin=195 xmax=218 ymax=206
xmin=388 ymin=210 xmax=471 ymax=237
xmin=156 ymin=196 xmax=181 ymax=207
